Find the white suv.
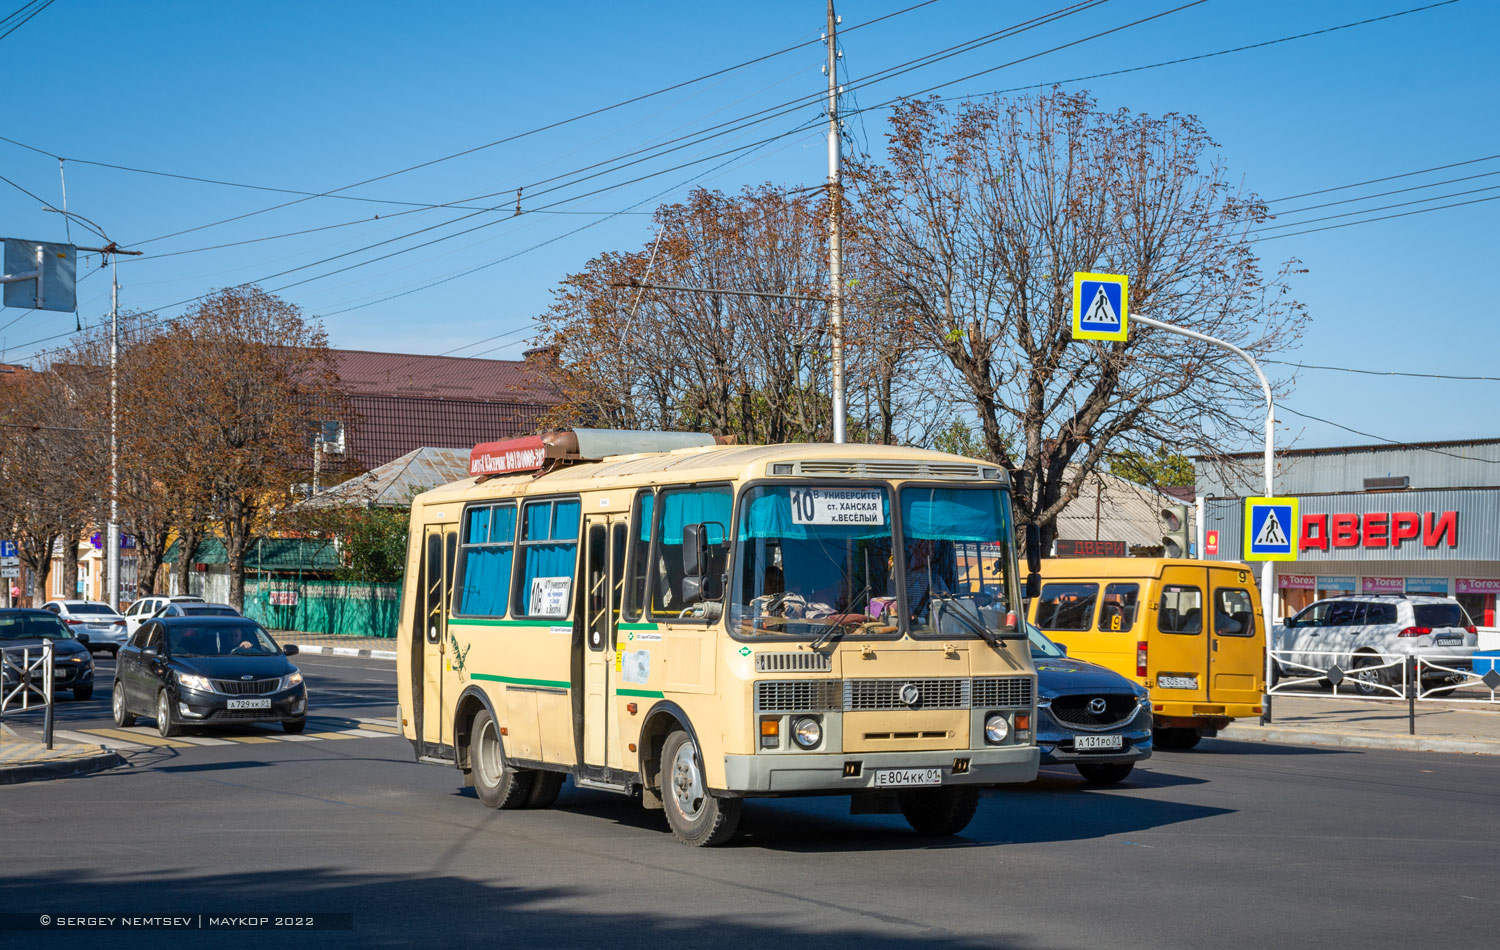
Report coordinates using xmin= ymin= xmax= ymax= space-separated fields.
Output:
xmin=122 ymin=595 xmax=204 ymax=636
xmin=1273 ymin=595 xmax=1478 ymax=695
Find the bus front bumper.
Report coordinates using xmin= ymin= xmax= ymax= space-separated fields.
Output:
xmin=721 ymin=746 xmax=1039 ymax=795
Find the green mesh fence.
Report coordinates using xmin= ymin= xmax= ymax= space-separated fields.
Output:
xmin=246 ymin=579 xmax=402 ymax=639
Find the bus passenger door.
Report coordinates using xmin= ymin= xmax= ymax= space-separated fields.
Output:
xmin=581 ymin=516 xmax=626 ymax=769
xmin=421 ymin=525 xmax=457 ymax=751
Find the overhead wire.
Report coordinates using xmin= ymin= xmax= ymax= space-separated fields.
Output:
xmin=1279 ymin=405 xmax=1500 ymax=464
xmin=0 ymin=0 xmax=52 ymax=42
xmin=1265 ymin=360 xmax=1500 ymax=383
xmin=118 ymin=0 xmax=947 ymax=249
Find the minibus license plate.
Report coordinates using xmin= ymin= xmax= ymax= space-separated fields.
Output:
xmin=871 ymin=768 xmax=942 ymax=788
xmin=1435 ymin=637 xmax=1461 ymax=646
xmin=1158 ymin=675 xmax=1197 ymax=689
xmin=227 ymin=698 xmax=271 ymax=710
xmin=1075 ymin=735 xmax=1123 ymax=751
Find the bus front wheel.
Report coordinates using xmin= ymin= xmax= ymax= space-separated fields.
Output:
xmin=470 ymin=708 xmax=533 ymax=809
xmin=898 ymin=786 xmax=980 ymax=837
xmin=661 ymin=730 xmax=740 ymax=847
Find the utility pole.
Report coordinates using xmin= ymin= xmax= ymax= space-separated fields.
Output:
xmin=825 ymin=0 xmax=846 ymax=444
xmin=72 ymin=231 xmax=142 ymax=611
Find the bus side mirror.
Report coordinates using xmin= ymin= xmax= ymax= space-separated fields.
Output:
xmin=682 ymin=523 xmax=707 ymax=579
xmin=1025 ymin=523 xmax=1042 ymax=573
xmin=1026 ymin=574 xmax=1040 ymax=599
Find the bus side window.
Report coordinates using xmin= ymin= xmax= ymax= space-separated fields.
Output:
xmin=1159 ymin=585 xmax=1204 ymax=634
xmin=624 ymin=491 xmax=654 ymax=622
xmin=514 ymin=497 xmax=582 ymax=619
xmin=651 ymin=486 xmax=732 ymax=617
xmin=1035 ymin=583 xmax=1099 ymax=631
xmin=1098 ymin=583 xmax=1139 ymax=632
xmin=454 ymin=503 xmax=516 ymax=617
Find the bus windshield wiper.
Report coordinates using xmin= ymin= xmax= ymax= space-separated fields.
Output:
xmin=929 ymin=589 xmax=999 ymax=647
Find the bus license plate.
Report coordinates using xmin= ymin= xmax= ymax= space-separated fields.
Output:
xmin=871 ymin=768 xmax=942 ymax=788
xmin=227 ymin=698 xmax=271 ymax=710
xmin=1158 ymin=675 xmax=1198 ymax=689
xmin=1075 ymin=735 xmax=1123 ymax=751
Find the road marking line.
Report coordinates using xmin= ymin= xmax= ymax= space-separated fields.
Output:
xmin=360 ymin=718 xmax=398 ymax=727
xmin=304 ymin=731 xmax=358 ymax=740
xmin=276 ymin=733 xmax=321 ymax=741
xmin=56 ymin=728 xmax=148 ymax=750
xmin=220 ymin=735 xmax=279 ymax=744
xmin=86 ymin=728 xmax=192 ymax=748
xmin=175 ymin=736 xmax=235 ymax=746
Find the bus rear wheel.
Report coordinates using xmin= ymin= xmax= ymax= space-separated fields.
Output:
xmin=1153 ymin=727 xmax=1201 ymax=750
xmin=898 ymin=786 xmax=980 ymax=836
xmin=661 ymin=730 xmax=740 ymax=847
xmin=524 ymin=771 xmax=565 ymax=809
xmin=470 ymin=708 xmax=533 ymax=809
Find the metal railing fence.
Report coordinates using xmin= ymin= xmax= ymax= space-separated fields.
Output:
xmin=0 ymin=641 xmax=55 ymax=749
xmin=1265 ymin=647 xmax=1500 ymax=735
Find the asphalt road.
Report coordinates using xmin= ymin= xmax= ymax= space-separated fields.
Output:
xmin=1 ymin=653 xmax=1495 ymax=950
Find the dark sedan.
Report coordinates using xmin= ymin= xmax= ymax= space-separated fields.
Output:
xmin=1029 ymin=623 xmax=1152 ymax=784
xmin=0 ymin=608 xmax=95 ymax=700
xmin=112 ymin=617 xmax=306 ymax=738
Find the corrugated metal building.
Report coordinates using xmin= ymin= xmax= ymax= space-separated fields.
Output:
xmin=1195 ymin=438 xmax=1500 ymax=625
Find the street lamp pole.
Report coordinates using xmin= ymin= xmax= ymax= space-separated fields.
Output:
xmin=1132 ymin=313 xmax=1277 ymax=662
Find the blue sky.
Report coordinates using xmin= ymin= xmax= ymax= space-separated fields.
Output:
xmin=0 ymin=0 xmax=1494 ymax=452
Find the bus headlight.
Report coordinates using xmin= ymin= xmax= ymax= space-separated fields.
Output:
xmin=791 ymin=717 xmax=822 ymax=749
xmin=985 ymin=713 xmax=1010 ymax=744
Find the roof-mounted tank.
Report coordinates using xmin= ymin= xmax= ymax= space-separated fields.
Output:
xmin=469 ymin=428 xmax=735 ymax=477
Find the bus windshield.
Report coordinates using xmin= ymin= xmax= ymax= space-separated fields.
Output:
xmin=731 ymin=485 xmax=896 ymax=637
xmin=900 ymin=485 xmax=1015 ymax=639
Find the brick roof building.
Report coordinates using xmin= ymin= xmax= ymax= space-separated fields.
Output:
xmin=320 ymin=348 xmax=562 ymax=473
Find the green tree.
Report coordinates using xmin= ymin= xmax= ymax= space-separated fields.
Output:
xmin=1110 ymin=448 xmax=1195 ymax=488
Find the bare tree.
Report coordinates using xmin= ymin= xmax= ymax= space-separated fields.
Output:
xmin=849 ymin=90 xmax=1307 ymax=548
xmin=539 ymin=185 xmax=932 ymax=444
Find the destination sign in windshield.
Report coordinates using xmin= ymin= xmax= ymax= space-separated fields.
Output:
xmin=789 ymin=488 xmax=885 ymax=525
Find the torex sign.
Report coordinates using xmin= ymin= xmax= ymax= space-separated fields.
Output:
xmin=1299 ymin=510 xmax=1457 ymax=552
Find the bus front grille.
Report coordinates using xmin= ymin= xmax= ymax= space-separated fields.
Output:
xmin=972 ymin=676 xmax=1034 ymax=709
xmin=754 ymin=652 xmax=833 ymax=673
xmin=756 ymin=680 xmax=843 ymax=713
xmin=844 ymin=678 xmax=970 ymax=710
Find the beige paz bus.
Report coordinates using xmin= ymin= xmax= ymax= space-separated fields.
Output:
xmin=397 ymin=429 xmax=1039 ymax=846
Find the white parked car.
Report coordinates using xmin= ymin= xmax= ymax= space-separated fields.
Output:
xmin=123 ymin=595 xmax=205 ymax=636
xmin=41 ymin=600 xmax=129 ymax=655
xmin=1272 ymin=595 xmax=1479 ymax=695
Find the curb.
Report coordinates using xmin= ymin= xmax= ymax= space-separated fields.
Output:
xmin=0 ymin=749 xmax=124 ymax=785
xmin=288 ymin=644 xmax=397 ymax=660
xmin=1218 ymin=725 xmax=1500 ymax=756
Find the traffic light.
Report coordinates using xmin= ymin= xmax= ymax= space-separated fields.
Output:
xmin=1161 ymin=504 xmax=1190 ymax=559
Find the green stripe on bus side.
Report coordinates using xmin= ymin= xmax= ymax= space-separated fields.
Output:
xmin=470 ymin=673 xmax=572 ymax=690
xmin=616 ymin=688 xmax=665 ymax=698
xmin=617 ymin=622 xmax=660 ymax=631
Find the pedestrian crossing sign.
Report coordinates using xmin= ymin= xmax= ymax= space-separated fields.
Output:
xmin=1072 ymin=272 xmax=1128 ymax=342
xmin=1243 ymin=496 xmax=1299 ymax=561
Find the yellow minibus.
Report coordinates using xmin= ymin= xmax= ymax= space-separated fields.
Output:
xmin=397 ymin=429 xmax=1039 ymax=845
xmin=1028 ymin=557 xmax=1265 ymax=749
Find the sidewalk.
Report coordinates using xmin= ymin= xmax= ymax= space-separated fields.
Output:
xmin=1220 ymin=695 xmax=1500 ymax=756
xmin=279 ymin=633 xmax=396 ymax=659
xmin=0 ymin=723 xmax=122 ymax=785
